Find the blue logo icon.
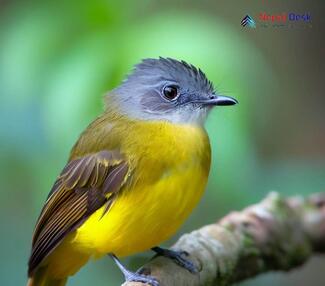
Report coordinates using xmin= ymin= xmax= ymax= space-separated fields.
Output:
xmin=241 ymin=15 xmax=256 ymax=28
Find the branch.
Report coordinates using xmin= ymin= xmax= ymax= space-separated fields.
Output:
xmin=122 ymin=192 xmax=325 ymax=286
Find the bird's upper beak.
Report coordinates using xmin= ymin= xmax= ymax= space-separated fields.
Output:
xmin=194 ymin=94 xmax=238 ymax=106
xmin=205 ymin=95 xmax=238 ymax=106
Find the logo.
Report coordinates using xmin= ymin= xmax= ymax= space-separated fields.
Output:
xmin=259 ymin=12 xmax=311 ymax=23
xmin=241 ymin=15 xmax=256 ymax=28
xmin=241 ymin=12 xmax=312 ymax=29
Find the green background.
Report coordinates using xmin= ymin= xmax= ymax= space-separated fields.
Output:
xmin=0 ymin=0 xmax=324 ymax=285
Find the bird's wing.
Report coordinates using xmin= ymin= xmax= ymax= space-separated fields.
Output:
xmin=28 ymin=150 xmax=129 ymax=275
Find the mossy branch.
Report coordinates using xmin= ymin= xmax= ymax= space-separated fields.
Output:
xmin=122 ymin=192 xmax=325 ymax=286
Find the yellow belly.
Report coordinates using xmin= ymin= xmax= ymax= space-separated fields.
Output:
xmin=45 ymin=120 xmax=211 ymax=278
xmin=73 ymin=160 xmax=207 ymax=257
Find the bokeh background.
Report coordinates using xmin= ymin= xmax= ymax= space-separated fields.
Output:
xmin=0 ymin=0 xmax=324 ymax=285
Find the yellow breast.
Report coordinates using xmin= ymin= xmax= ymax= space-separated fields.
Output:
xmin=73 ymin=120 xmax=211 ymax=257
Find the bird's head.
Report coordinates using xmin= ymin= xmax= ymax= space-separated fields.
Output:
xmin=106 ymin=57 xmax=237 ymax=125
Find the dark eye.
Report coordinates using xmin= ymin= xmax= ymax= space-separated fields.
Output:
xmin=163 ymin=85 xmax=179 ymax=101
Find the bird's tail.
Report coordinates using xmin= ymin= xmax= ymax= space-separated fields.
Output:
xmin=27 ymin=267 xmax=67 ymax=286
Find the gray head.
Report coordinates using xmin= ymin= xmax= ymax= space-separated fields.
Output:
xmin=107 ymin=57 xmax=237 ymax=125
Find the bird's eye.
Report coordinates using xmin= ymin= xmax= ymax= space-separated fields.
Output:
xmin=163 ymin=85 xmax=179 ymax=101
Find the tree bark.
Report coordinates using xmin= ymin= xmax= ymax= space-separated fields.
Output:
xmin=122 ymin=192 xmax=325 ymax=286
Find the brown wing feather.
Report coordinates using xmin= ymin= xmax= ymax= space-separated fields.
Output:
xmin=28 ymin=150 xmax=129 ymax=276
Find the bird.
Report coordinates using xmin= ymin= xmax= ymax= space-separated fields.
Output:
xmin=27 ymin=57 xmax=237 ymax=286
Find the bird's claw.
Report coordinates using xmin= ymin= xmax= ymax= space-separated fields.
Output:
xmin=125 ymin=270 xmax=159 ymax=286
xmin=152 ymin=247 xmax=198 ymax=274
xmin=169 ymin=251 xmax=198 ymax=273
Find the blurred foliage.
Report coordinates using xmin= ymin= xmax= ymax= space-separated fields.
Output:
xmin=0 ymin=0 xmax=324 ymax=286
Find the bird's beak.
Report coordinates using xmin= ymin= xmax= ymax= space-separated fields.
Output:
xmin=198 ymin=95 xmax=238 ymax=106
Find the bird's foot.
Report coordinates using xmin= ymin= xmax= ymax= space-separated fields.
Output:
xmin=124 ymin=269 xmax=159 ymax=286
xmin=152 ymin=246 xmax=198 ymax=273
xmin=110 ymin=254 xmax=159 ymax=286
